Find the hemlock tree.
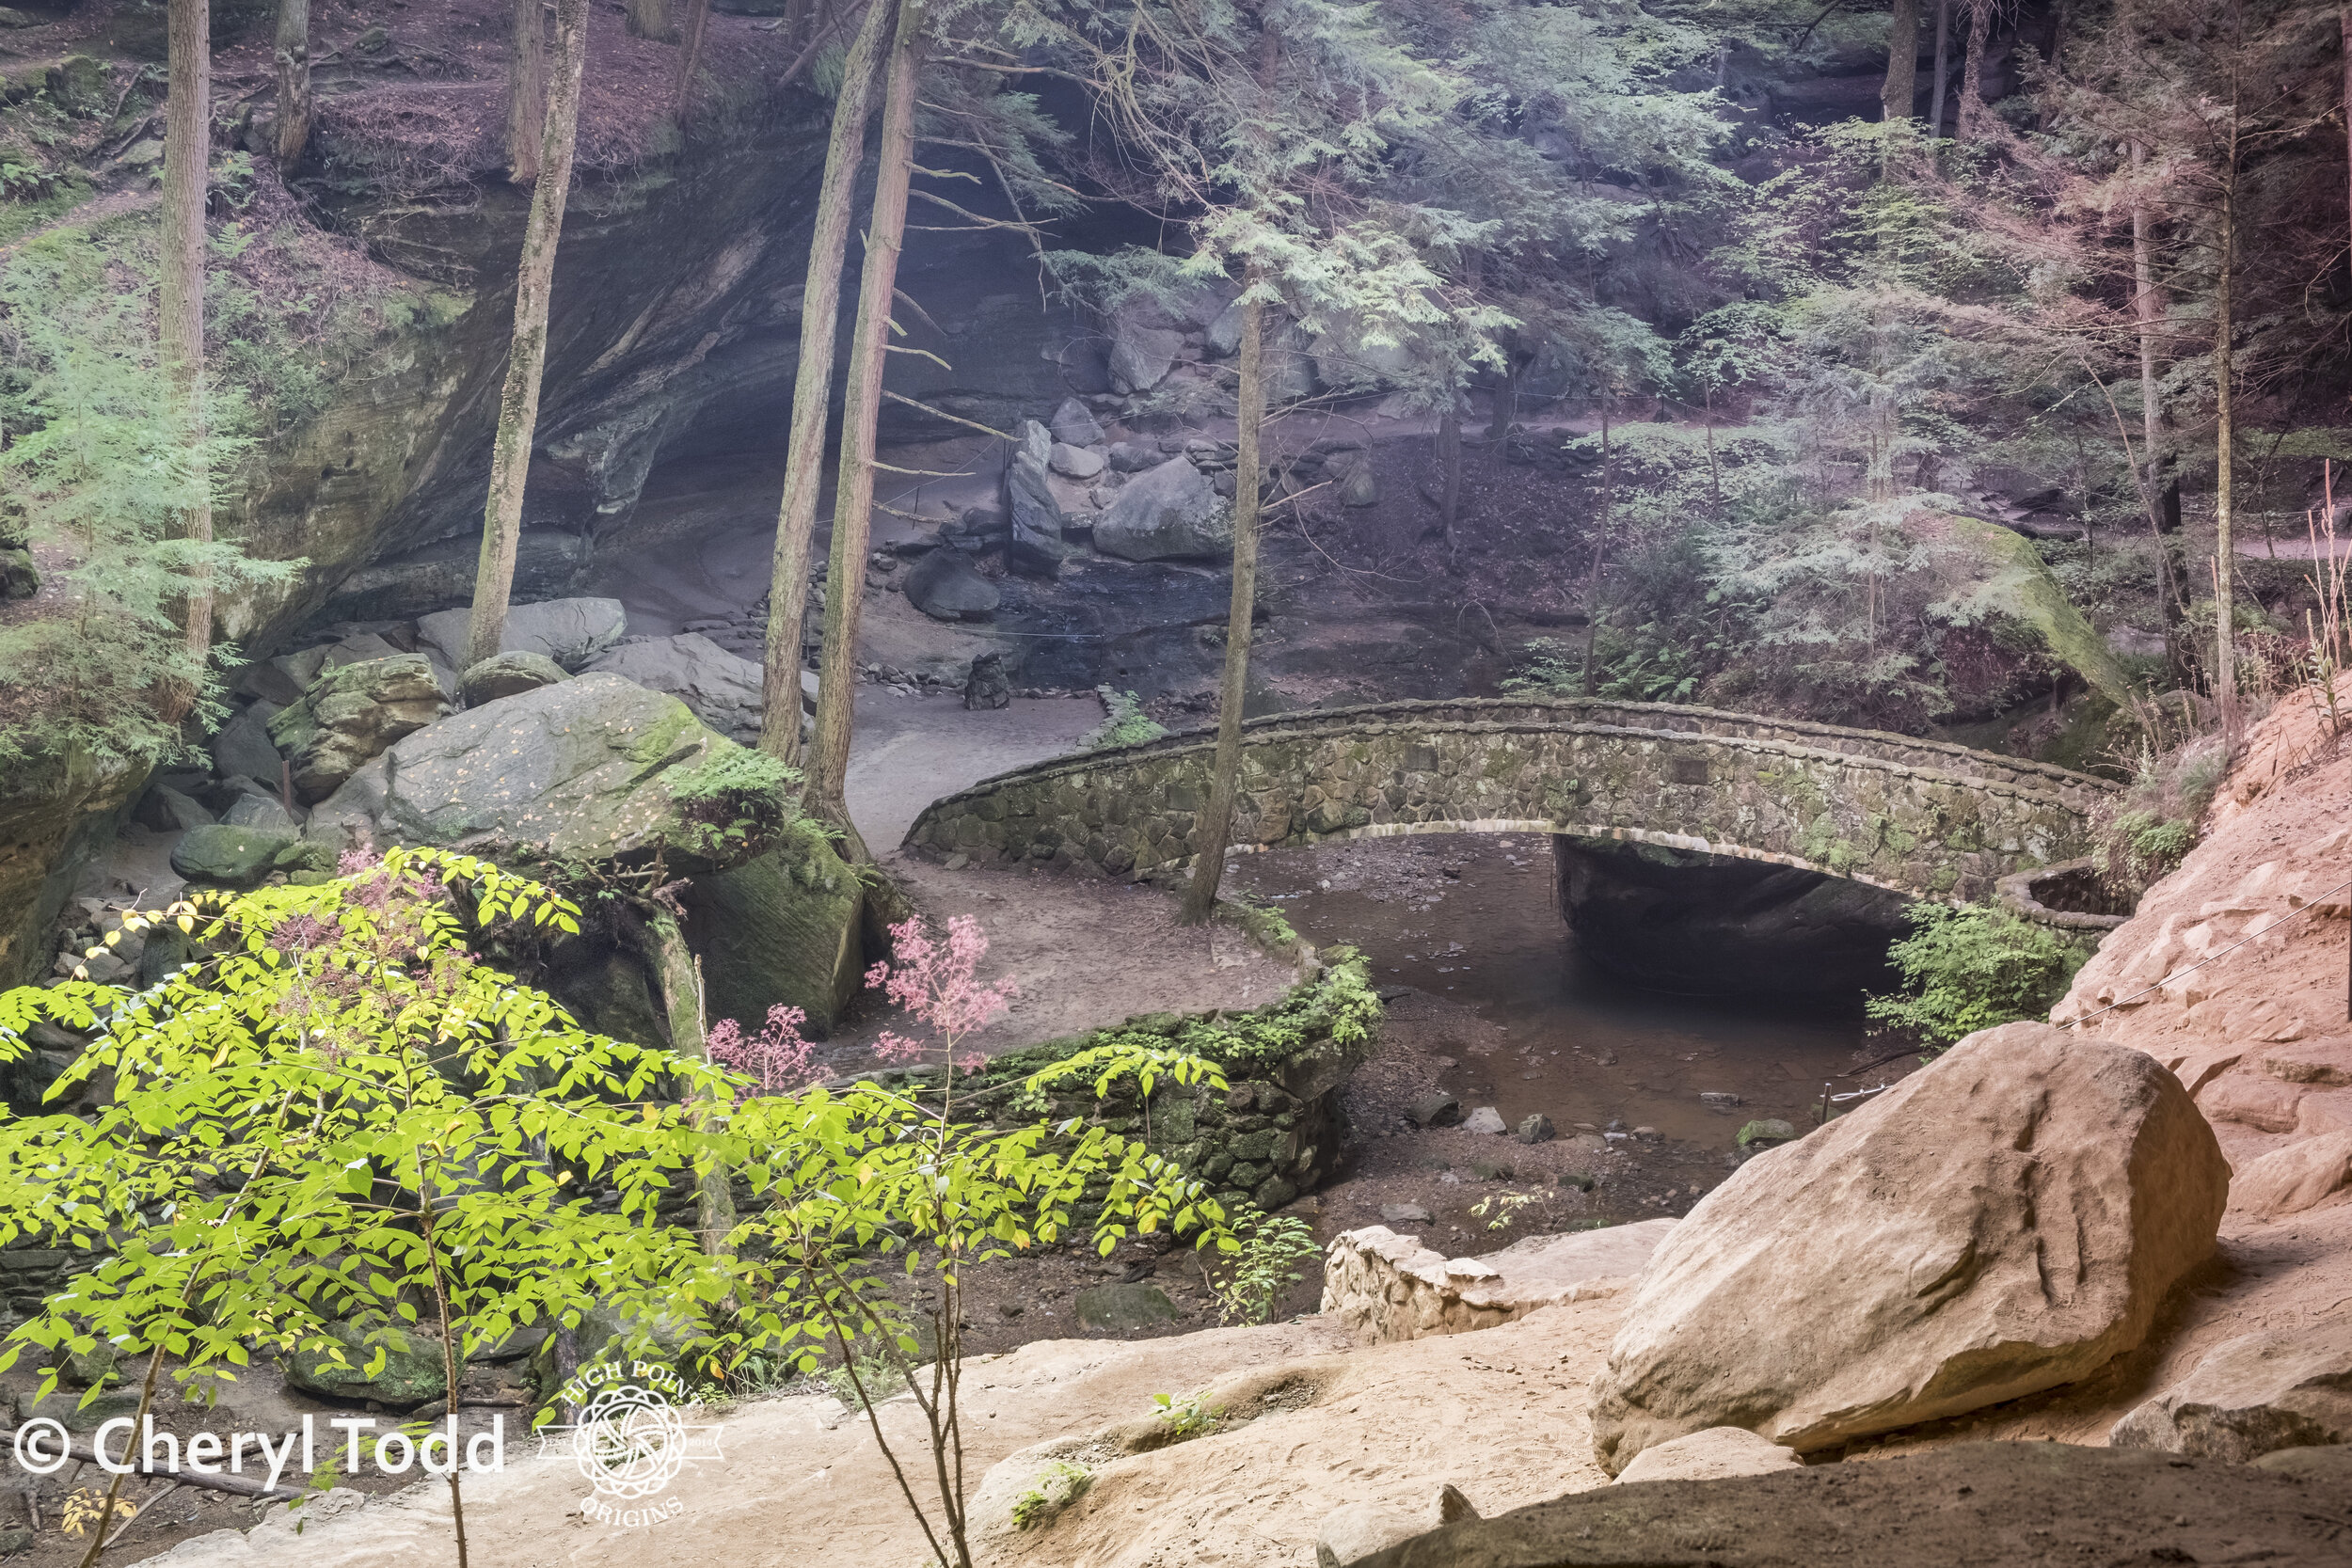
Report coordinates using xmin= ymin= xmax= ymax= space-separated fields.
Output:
xmin=1883 ymin=0 xmax=1922 ymax=121
xmin=804 ymin=0 xmax=929 ymax=848
xmin=273 ymin=0 xmax=311 ymax=163
xmin=627 ymin=0 xmax=675 ymax=41
xmin=507 ymin=0 xmax=550 ymax=184
xmin=162 ymin=0 xmax=214 ymax=685
xmin=759 ymin=0 xmax=898 ymax=769
xmin=467 ymin=0 xmax=592 ymax=672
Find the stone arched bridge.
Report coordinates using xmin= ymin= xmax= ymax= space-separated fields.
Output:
xmin=904 ymin=698 xmax=2120 ymax=902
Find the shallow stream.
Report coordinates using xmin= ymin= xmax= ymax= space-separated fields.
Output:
xmin=1229 ymin=833 xmax=1885 ymax=1151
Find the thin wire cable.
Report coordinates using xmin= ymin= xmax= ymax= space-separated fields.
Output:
xmin=2058 ymin=875 xmax=2352 ymax=1030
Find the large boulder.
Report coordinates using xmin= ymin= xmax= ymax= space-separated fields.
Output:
xmin=169 ymin=824 xmax=331 ymax=888
xmin=266 ymin=657 xmax=453 ymax=802
xmin=1093 ymin=457 xmax=1232 ymax=562
xmin=1358 ymin=1444 xmax=2352 ymax=1568
xmin=1049 ymin=396 xmax=1105 ymax=448
xmin=415 ymin=597 xmax=627 ymax=674
xmin=682 ymin=824 xmax=865 ymax=1037
xmin=208 ymin=706 xmax=285 ymax=784
xmin=901 ymin=549 xmax=1002 ymax=622
xmin=2233 ymin=1130 xmax=2352 ymax=1221
xmin=585 ymin=634 xmax=764 ymax=743
xmin=460 ymin=650 xmax=568 ymax=705
xmin=1613 ymin=1427 xmax=1803 ymax=1485
xmin=1005 ymin=420 xmax=1072 ymax=576
xmin=303 ymin=673 xmax=770 ymax=872
xmin=1587 ymin=1022 xmax=2229 ymax=1473
xmin=1107 ymin=308 xmax=1183 ymax=393
xmin=285 ymin=1323 xmax=446 ymax=1407
xmin=2110 ymin=1321 xmax=2352 ymax=1462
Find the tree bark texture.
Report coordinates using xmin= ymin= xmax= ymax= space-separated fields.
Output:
xmin=758 ymin=0 xmax=897 ymax=768
xmin=164 ymin=0 xmax=214 ymax=666
xmin=2212 ymin=112 xmax=2240 ymax=713
xmin=1959 ymin=0 xmax=1991 ymax=138
xmin=272 ymin=0 xmax=310 ymax=164
xmin=2128 ymin=141 xmax=2186 ymax=675
xmin=1437 ymin=396 xmax=1462 ymax=554
xmin=1581 ymin=408 xmax=1613 ymax=694
xmin=1882 ymin=0 xmax=1920 ymax=121
xmin=1928 ymin=0 xmax=1952 ymax=135
xmin=466 ymin=0 xmax=590 ymax=672
xmin=643 ymin=911 xmax=737 ymax=1258
xmin=1180 ymin=289 xmax=1264 ymax=926
xmin=506 ymin=0 xmax=549 ymax=183
xmin=627 ymin=0 xmax=675 ymax=40
xmin=674 ymin=0 xmax=713 ymax=108
xmin=805 ymin=0 xmax=925 ymax=848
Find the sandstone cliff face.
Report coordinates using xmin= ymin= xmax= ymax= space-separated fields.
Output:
xmin=2055 ymin=689 xmax=2352 ymax=1181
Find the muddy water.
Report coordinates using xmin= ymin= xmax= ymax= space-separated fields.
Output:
xmin=1229 ymin=833 xmax=1886 ymax=1150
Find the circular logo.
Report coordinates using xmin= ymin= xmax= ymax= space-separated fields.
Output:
xmin=571 ymin=1384 xmax=687 ymax=1500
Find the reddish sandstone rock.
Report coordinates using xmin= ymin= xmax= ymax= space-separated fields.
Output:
xmin=1587 ymin=1022 xmax=2229 ymax=1473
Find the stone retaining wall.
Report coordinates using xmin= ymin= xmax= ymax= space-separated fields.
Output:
xmin=907 ymin=698 xmax=2118 ymax=902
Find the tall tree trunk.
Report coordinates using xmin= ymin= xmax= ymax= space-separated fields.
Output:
xmin=627 ymin=0 xmax=675 ymax=40
xmin=466 ymin=0 xmax=590 ymax=672
xmin=1581 ymin=405 xmax=1613 ymax=695
xmin=1927 ymin=0 xmax=1952 ymax=135
xmin=758 ymin=0 xmax=896 ymax=768
xmin=272 ymin=0 xmax=310 ymax=164
xmin=673 ymin=0 xmax=713 ymax=109
xmin=643 ymin=911 xmax=737 ymax=1259
xmin=1180 ymin=286 xmax=1264 ymax=926
xmin=1959 ymin=0 xmax=1991 ymax=139
xmin=505 ymin=0 xmax=549 ymax=184
xmin=163 ymin=0 xmax=214 ymax=670
xmin=2212 ymin=108 xmax=2240 ymax=716
xmin=1881 ymin=0 xmax=1919 ymax=121
xmin=1437 ymin=394 xmax=1462 ymax=557
xmin=2343 ymin=5 xmax=2352 ymax=266
xmin=1486 ymin=354 xmax=1522 ymax=441
xmin=805 ymin=0 xmax=925 ymax=850
xmin=2130 ymin=141 xmax=2186 ymax=681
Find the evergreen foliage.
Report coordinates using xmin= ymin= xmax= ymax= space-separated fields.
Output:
xmin=0 ymin=231 xmax=297 ymax=770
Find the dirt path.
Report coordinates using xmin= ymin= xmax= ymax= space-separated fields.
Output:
xmin=844 ymin=688 xmax=1100 ymax=851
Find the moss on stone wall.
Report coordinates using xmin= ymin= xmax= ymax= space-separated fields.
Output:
xmin=858 ymin=949 xmax=1383 ymax=1215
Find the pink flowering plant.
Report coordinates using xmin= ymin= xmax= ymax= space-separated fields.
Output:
xmin=709 ymin=913 xmax=1236 ymax=1568
xmin=707 ymin=1004 xmax=821 ymax=1097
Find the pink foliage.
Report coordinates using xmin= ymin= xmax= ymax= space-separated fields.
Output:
xmin=863 ymin=916 xmax=1012 ymax=1075
xmin=708 ymin=1004 xmax=820 ymax=1097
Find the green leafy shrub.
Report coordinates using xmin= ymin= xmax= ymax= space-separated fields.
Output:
xmin=1151 ymin=1390 xmax=1224 ymax=1440
xmin=665 ymin=745 xmax=799 ymax=857
xmin=2090 ymin=734 xmax=2227 ymax=898
xmin=1865 ymin=902 xmax=2090 ymax=1050
xmin=1080 ymin=686 xmax=1169 ymax=750
xmin=1011 ymin=1461 xmax=1092 ymax=1529
xmin=1207 ymin=1208 xmax=1321 ymax=1324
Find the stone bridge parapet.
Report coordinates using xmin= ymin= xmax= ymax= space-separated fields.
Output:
xmin=904 ymin=698 xmax=2119 ymax=902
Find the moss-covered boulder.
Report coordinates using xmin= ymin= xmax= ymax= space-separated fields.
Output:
xmin=1924 ymin=512 xmax=2136 ymax=712
xmin=685 ymin=821 xmax=865 ymax=1036
xmin=169 ymin=824 xmax=334 ymax=888
xmin=302 ymin=673 xmax=783 ymax=873
xmin=267 ymin=656 xmax=453 ymax=802
xmin=285 ymin=1322 xmax=448 ymax=1407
